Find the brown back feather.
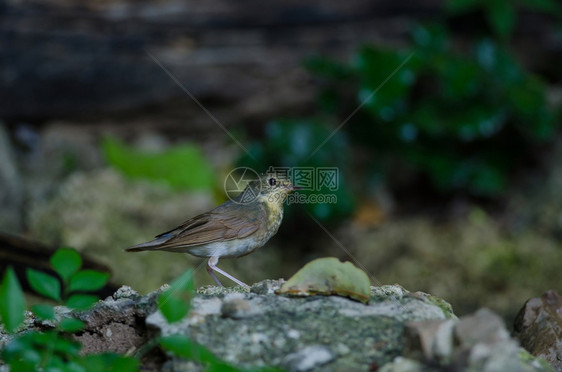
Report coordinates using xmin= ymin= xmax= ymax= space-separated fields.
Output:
xmin=149 ymin=203 xmax=263 ymax=251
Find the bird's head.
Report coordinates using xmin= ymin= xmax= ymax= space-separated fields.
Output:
xmin=243 ymin=172 xmax=299 ymax=207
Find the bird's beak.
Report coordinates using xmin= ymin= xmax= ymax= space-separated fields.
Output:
xmin=289 ymin=185 xmax=301 ymax=191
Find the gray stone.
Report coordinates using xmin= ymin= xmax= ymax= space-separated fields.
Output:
xmin=221 ymin=294 xmax=261 ymax=319
xmin=284 ymin=345 xmax=334 ymax=371
xmin=401 ymin=308 xmax=554 ymax=372
xmin=379 ymin=357 xmax=423 ymax=372
xmin=432 ymin=319 xmax=455 ymax=361
xmin=514 ymin=290 xmax=562 ymax=371
xmin=455 ymin=308 xmax=510 ymax=346
xmin=250 ymin=279 xmax=285 ymax=295
xmin=162 ymin=359 xmax=202 ymax=372
xmin=1 ymin=281 xmax=552 ymax=372
xmin=113 ymin=285 xmax=140 ymax=300
xmin=404 ymin=319 xmax=455 ymax=362
xmin=175 ymin=282 xmax=453 ymax=371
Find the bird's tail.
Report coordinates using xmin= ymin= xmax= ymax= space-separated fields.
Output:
xmin=125 ymin=234 xmax=172 ymax=252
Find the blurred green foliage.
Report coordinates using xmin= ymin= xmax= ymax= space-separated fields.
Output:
xmin=0 ymin=268 xmax=25 ymax=333
xmin=0 ymin=248 xmax=137 ymax=372
xmin=3 ymin=331 xmax=138 ymax=372
xmin=238 ymin=9 xmax=560 ymax=219
xmin=305 ymin=24 xmax=558 ymax=198
xmin=102 ymin=137 xmax=215 ymax=191
xmin=238 ymin=119 xmax=355 ymax=222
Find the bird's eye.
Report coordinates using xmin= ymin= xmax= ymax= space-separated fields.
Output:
xmin=268 ymin=177 xmax=276 ymax=186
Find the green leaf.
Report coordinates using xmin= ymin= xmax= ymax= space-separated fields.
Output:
xmin=64 ymin=361 xmax=89 ymax=372
xmin=102 ymin=137 xmax=215 ymax=191
xmin=59 ymin=318 xmax=85 ymax=332
xmin=78 ymin=353 xmax=139 ymax=372
xmin=0 ymin=267 xmax=26 ymax=333
xmin=50 ymin=248 xmax=82 ymax=281
xmin=66 ymin=294 xmax=98 ymax=310
xmin=26 ymin=269 xmax=61 ymax=301
xmin=160 ymin=335 xmax=217 ymax=363
xmin=2 ymin=330 xmax=80 ymax=371
xmin=32 ymin=304 xmax=55 ymax=320
xmin=52 ymin=334 xmax=81 ymax=355
xmin=69 ymin=270 xmax=109 ymax=292
xmin=487 ymin=0 xmax=516 ymax=41
xmin=158 ymin=270 xmax=194 ymax=323
xmin=158 ymin=296 xmax=190 ymax=324
xmin=2 ymin=332 xmax=43 ymax=368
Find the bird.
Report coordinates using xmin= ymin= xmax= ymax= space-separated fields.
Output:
xmin=126 ymin=172 xmax=298 ymax=288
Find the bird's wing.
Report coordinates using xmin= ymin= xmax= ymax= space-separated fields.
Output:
xmin=127 ymin=203 xmax=262 ymax=252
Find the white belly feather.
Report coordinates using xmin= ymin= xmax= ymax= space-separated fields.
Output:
xmin=188 ymin=206 xmax=283 ymax=259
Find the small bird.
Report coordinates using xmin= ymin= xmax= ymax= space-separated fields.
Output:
xmin=126 ymin=172 xmax=298 ymax=288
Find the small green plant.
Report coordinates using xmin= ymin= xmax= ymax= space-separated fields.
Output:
xmin=27 ymin=248 xmax=109 ymax=314
xmin=0 ymin=248 xmax=138 ymax=372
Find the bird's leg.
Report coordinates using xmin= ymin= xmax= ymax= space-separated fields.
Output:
xmin=206 ymin=259 xmax=223 ymax=286
xmin=207 ymin=256 xmax=249 ymax=288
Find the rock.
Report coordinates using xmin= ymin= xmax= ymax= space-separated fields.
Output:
xmin=251 ymin=279 xmax=285 ymax=295
xmin=0 ymin=281 xmax=455 ymax=372
xmin=378 ymin=357 xmax=423 ymax=372
xmin=71 ymin=286 xmax=163 ymax=355
xmin=113 ymin=285 xmax=140 ymax=300
xmin=1 ymin=282 xmax=551 ymax=372
xmin=455 ymin=308 xmax=510 ymax=346
xmin=401 ymin=308 xmax=554 ymax=372
xmin=404 ymin=319 xmax=455 ymax=362
xmin=432 ymin=319 xmax=455 ymax=361
xmin=151 ymin=281 xmax=455 ymax=371
xmin=182 ymin=282 xmax=455 ymax=371
xmin=514 ymin=290 xmax=562 ymax=371
xmin=0 ymin=311 xmax=35 ymax=349
xmin=221 ymin=294 xmax=259 ymax=319
xmin=161 ymin=359 xmax=202 ymax=372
